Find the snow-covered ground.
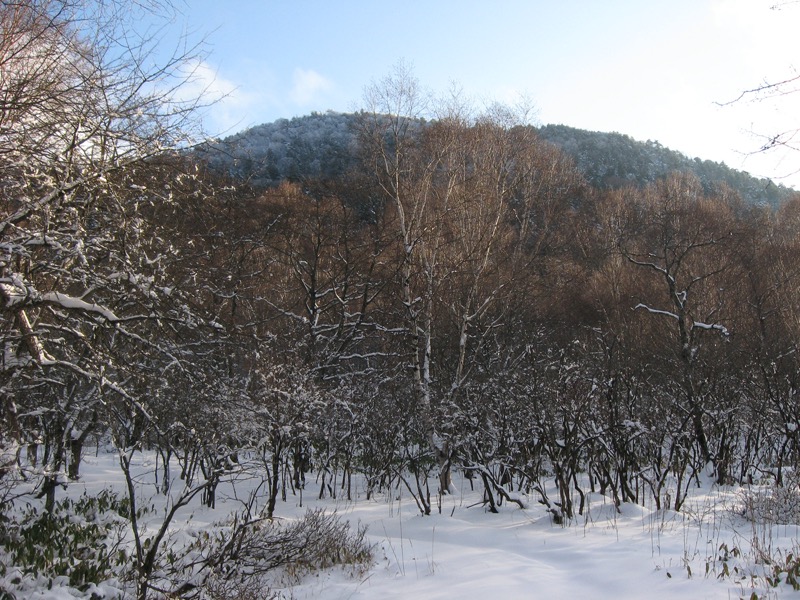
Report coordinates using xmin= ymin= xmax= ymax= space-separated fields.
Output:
xmin=286 ymin=484 xmax=798 ymax=600
xmin=6 ymin=449 xmax=800 ymax=599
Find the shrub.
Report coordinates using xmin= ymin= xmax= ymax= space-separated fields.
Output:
xmin=187 ymin=507 xmax=373 ymax=594
xmin=739 ymin=471 xmax=800 ymax=526
xmin=1 ymin=489 xmax=129 ymax=592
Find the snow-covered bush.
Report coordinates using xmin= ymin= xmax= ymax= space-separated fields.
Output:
xmin=0 ymin=489 xmax=129 ymax=594
xmin=181 ymin=508 xmax=373 ymax=596
xmin=739 ymin=471 xmax=800 ymax=526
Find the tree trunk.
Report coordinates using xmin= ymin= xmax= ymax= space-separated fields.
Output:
xmin=266 ymin=439 xmax=281 ymax=519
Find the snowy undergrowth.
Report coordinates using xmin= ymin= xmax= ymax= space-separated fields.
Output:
xmin=3 ymin=450 xmax=800 ymax=599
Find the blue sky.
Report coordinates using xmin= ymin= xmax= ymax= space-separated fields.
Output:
xmin=168 ymin=0 xmax=800 ymax=186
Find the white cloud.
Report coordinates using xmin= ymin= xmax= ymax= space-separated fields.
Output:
xmin=169 ymin=61 xmax=337 ymax=135
xmin=181 ymin=60 xmax=238 ymax=104
xmin=176 ymin=59 xmax=260 ymax=136
xmin=289 ymin=68 xmax=333 ymax=106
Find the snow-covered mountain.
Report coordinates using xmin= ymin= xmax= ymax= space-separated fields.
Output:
xmin=198 ymin=111 xmax=794 ymax=207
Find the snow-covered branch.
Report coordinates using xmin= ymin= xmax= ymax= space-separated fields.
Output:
xmin=633 ymin=303 xmax=678 ymax=320
xmin=40 ymin=292 xmax=119 ymax=322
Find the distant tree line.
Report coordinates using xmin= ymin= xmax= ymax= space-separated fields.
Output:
xmin=200 ymin=112 xmax=795 ymax=208
xmin=537 ymin=124 xmax=792 ymax=208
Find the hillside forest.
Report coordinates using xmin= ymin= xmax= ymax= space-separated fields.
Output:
xmin=3 ymin=2 xmax=800 ymax=598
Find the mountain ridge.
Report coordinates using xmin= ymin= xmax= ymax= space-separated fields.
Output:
xmin=198 ymin=111 xmax=795 ymax=207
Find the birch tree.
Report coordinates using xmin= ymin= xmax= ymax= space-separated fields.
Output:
xmin=358 ymin=66 xmax=582 ymax=503
xmin=357 ymin=64 xmax=452 ymax=504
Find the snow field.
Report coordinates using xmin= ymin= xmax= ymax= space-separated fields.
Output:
xmin=9 ymin=449 xmax=800 ymax=599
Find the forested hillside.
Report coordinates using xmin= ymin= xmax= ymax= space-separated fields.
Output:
xmin=5 ymin=5 xmax=800 ymax=598
xmin=199 ymin=111 xmax=794 ymax=206
xmin=200 ymin=112 xmax=360 ymax=187
xmin=538 ymin=124 xmax=792 ymax=207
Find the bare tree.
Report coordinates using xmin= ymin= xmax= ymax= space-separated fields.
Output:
xmin=357 ymin=64 xmax=451 ymax=506
xmin=618 ymin=173 xmax=738 ymax=481
xmin=357 ymin=66 xmax=583 ymax=506
xmin=0 ymin=5 xmax=235 ymax=598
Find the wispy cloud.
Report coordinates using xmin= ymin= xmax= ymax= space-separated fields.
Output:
xmin=177 ymin=59 xmax=260 ymax=136
xmin=289 ymin=68 xmax=333 ymax=106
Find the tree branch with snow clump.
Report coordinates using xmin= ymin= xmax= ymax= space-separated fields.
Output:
xmin=634 ymin=303 xmax=729 ymax=336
